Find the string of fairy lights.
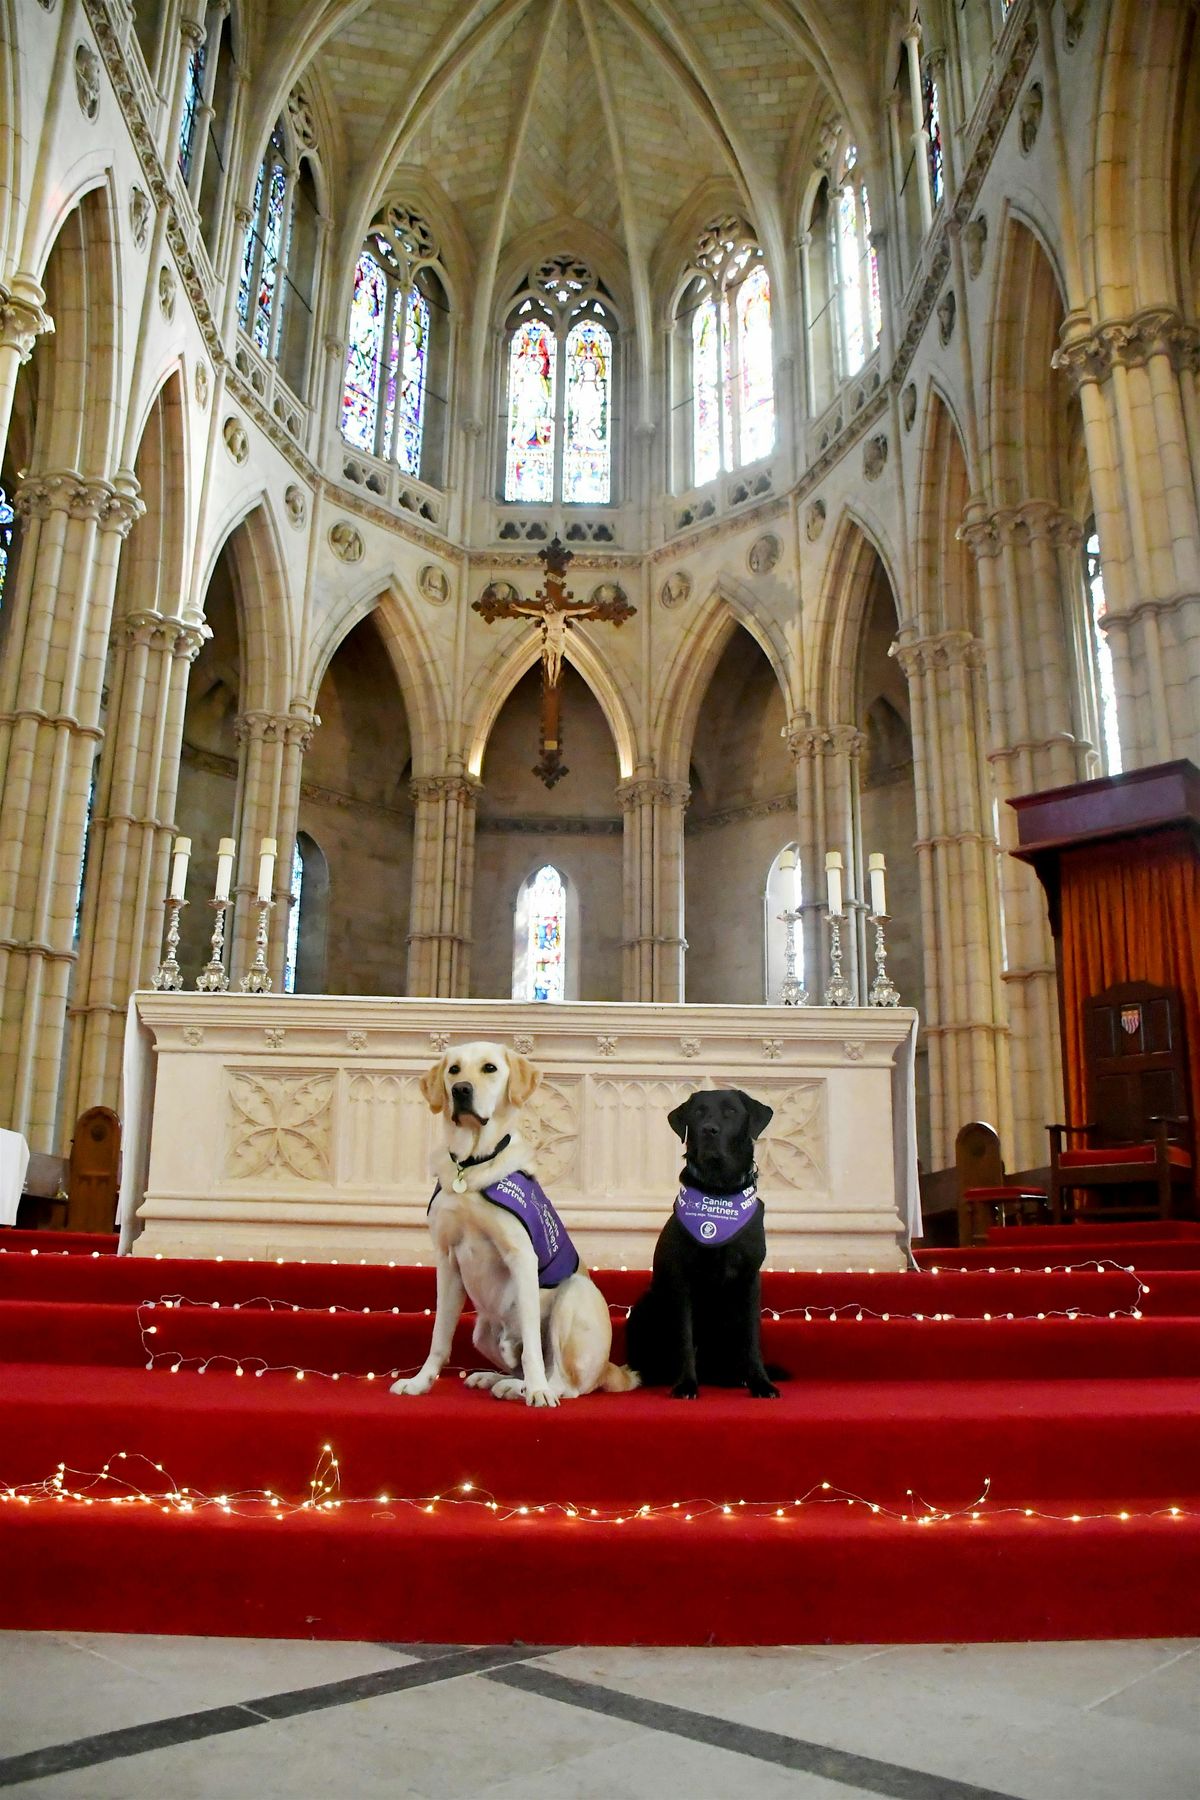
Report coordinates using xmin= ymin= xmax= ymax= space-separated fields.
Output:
xmin=127 ymin=1258 xmax=1153 ymax=1383
xmin=1 ymin=1447 xmax=1191 ymax=1528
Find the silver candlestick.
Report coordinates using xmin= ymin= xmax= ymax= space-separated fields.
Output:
xmin=776 ymin=907 xmax=808 ymax=1005
xmin=823 ymin=909 xmax=856 ymax=1007
xmin=868 ymin=913 xmax=901 ymax=1006
xmin=153 ymin=896 xmax=186 ymax=990
xmin=196 ymin=897 xmax=230 ymax=991
xmin=239 ymin=898 xmax=275 ymax=993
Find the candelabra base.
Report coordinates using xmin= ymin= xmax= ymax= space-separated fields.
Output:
xmin=867 ymin=915 xmax=901 ymax=1007
xmin=153 ymin=897 xmax=186 ymax=991
xmin=781 ymin=980 xmax=809 ymax=1007
xmin=239 ymin=898 xmax=275 ymax=994
xmin=822 ymin=910 xmax=856 ymax=1008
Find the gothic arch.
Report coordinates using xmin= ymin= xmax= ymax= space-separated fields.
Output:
xmin=653 ymin=578 xmax=793 ymax=785
xmin=199 ymin=497 xmax=294 ymax=713
xmin=811 ymin=508 xmax=902 ymax=724
xmin=26 ymin=181 xmax=122 ymax=477
xmin=983 ymin=208 xmax=1075 ymax=508
xmin=911 ymin=383 xmax=978 ymax=635
xmin=465 ymin=621 xmax=636 ymax=783
xmin=306 ymin=574 xmax=449 ymax=776
xmin=118 ymin=366 xmax=189 ymax=621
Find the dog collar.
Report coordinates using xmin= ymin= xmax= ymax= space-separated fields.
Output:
xmin=449 ymin=1133 xmax=512 ymax=1194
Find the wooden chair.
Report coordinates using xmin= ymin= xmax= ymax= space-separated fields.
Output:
xmin=1048 ymin=980 xmax=1194 ymax=1223
xmin=66 ymin=1107 xmax=121 ymax=1235
xmin=956 ymin=1121 xmax=1050 ymax=1246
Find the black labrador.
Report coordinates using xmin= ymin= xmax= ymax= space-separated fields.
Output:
xmin=624 ymin=1088 xmax=780 ymax=1399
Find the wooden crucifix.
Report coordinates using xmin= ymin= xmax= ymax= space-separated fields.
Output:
xmin=473 ymin=536 xmax=636 ymax=787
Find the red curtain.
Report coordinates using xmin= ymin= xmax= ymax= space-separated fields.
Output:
xmin=1059 ymin=833 xmax=1200 ymax=1197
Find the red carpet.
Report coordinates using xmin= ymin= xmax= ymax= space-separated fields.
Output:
xmin=1 ymin=1230 xmax=1197 ymax=1644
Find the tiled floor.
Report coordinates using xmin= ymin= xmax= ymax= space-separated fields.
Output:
xmin=0 ymin=1633 xmax=1196 ymax=1798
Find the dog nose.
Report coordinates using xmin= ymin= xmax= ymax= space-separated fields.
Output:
xmin=451 ymin=1082 xmax=473 ymax=1109
xmin=699 ymin=1122 xmax=719 ymax=1140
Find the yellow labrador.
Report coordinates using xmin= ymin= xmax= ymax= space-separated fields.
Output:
xmin=391 ymin=1042 xmax=638 ymax=1407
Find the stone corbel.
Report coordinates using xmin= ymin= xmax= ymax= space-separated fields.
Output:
xmin=0 ymin=275 xmax=54 ymax=363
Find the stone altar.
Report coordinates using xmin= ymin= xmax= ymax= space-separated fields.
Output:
xmin=120 ymin=995 xmax=920 ymax=1269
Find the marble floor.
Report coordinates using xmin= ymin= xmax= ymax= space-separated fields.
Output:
xmin=0 ymin=1633 xmax=1196 ymax=1799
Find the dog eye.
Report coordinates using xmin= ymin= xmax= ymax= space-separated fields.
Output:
xmin=482 ymin=1062 xmax=498 ymax=1074
xmin=448 ymin=1064 xmax=460 ymax=1076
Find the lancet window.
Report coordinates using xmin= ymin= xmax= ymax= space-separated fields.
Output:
xmin=1084 ymin=525 xmax=1122 ymax=775
xmin=0 ymin=486 xmax=13 ymax=612
xmin=922 ymin=59 xmax=944 ymax=206
xmin=238 ymin=97 xmax=322 ymax=394
xmin=177 ymin=3 xmax=238 ymax=252
xmin=800 ymin=143 xmax=882 ymax=413
xmin=675 ymin=218 xmax=774 ymax=489
xmin=340 ymin=205 xmax=449 ymax=487
xmin=514 ymin=864 xmax=567 ymax=1002
xmin=283 ymin=839 xmax=304 ymax=994
xmin=832 ymin=148 xmax=882 ymax=380
xmin=501 ymin=258 xmax=616 ymax=505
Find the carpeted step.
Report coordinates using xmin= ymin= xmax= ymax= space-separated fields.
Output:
xmin=3 ymin=1363 xmax=1197 ymax=1511
xmin=916 ymin=1241 xmax=1200 ymax=1271
xmin=2 ymin=1299 xmax=1199 ymax=1383
xmin=0 ymin=1250 xmax=1184 ymax=1317
xmin=1 ymin=1475 xmax=1196 ymax=1644
xmin=0 ymin=1229 xmax=118 ymax=1254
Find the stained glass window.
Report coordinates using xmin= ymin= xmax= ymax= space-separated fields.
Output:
xmin=861 ymin=185 xmax=882 ymax=347
xmin=0 ymin=486 xmax=13 ymax=612
xmin=178 ymin=39 xmax=206 ymax=180
xmin=923 ymin=64 xmax=944 ymax=206
xmin=504 ymin=319 xmax=557 ymax=503
xmin=395 ymin=288 xmax=430 ymax=477
xmin=687 ymin=230 xmax=773 ymax=485
xmin=838 ymin=185 xmax=866 ymax=377
xmin=283 ymin=839 xmax=304 ymax=994
xmin=692 ymin=298 xmax=721 ymax=487
xmin=73 ymin=766 xmax=97 ymax=944
xmin=238 ymin=127 xmax=293 ymax=361
xmin=563 ymin=320 xmax=611 ymax=503
xmin=1085 ymin=527 xmax=1122 ymax=774
xmin=523 ymin=865 xmax=566 ymax=1003
xmin=340 ymin=252 xmax=387 ymax=452
xmin=237 ymin=161 xmax=264 ymax=334
xmin=737 ymin=266 xmax=774 ymax=464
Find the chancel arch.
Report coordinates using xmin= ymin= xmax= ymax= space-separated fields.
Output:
xmin=471 ymin=661 xmax=623 ymax=1004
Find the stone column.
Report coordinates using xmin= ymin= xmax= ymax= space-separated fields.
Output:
xmin=786 ymin=724 xmax=867 ymax=1003
xmin=0 ymin=276 xmax=53 ymax=455
xmin=0 ymin=470 xmax=144 ymax=1147
xmin=1053 ymin=309 xmax=1200 ymax=768
xmin=893 ymin=629 xmax=1010 ymax=1167
xmin=618 ymin=776 xmax=689 ymax=1002
xmin=407 ymin=771 xmax=480 ymax=997
xmin=228 ymin=710 xmax=316 ymax=986
xmin=65 ymin=609 xmax=208 ymax=1118
xmin=903 ymin=25 xmax=934 ymax=235
xmin=959 ymin=499 xmax=1094 ymax=1166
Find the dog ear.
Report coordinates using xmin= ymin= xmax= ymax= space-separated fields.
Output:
xmin=667 ymin=1096 xmax=695 ymax=1141
xmin=506 ymin=1051 xmax=542 ymax=1108
xmin=419 ymin=1055 xmax=449 ymax=1114
xmin=736 ymin=1090 xmax=774 ymax=1140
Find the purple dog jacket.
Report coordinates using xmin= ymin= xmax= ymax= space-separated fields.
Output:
xmin=673 ymin=1183 xmax=761 ymax=1246
xmin=432 ymin=1171 xmax=580 ymax=1288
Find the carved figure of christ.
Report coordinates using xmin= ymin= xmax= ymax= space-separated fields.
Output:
xmin=473 ymin=536 xmax=635 ymax=787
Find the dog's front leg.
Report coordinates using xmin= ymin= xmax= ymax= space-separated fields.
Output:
xmin=667 ymin=1276 xmax=699 ymax=1400
xmin=390 ymin=1251 xmax=464 ymax=1396
xmin=513 ymin=1254 xmax=557 ymax=1407
xmin=733 ymin=1275 xmax=779 ymax=1399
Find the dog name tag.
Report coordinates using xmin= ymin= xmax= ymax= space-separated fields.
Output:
xmin=452 ymin=1173 xmax=468 ymax=1193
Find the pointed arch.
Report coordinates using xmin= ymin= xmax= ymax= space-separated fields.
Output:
xmin=811 ymin=507 xmax=903 ymax=724
xmin=911 ymin=383 xmax=978 ymax=635
xmin=653 ymin=577 xmax=794 ymax=783
xmin=465 ymin=621 xmax=636 ymax=782
xmin=305 ymin=573 xmax=449 ymax=776
xmin=27 ymin=179 xmax=122 ymax=477
xmin=198 ymin=496 xmax=295 ymax=713
xmin=983 ymin=207 xmax=1074 ymax=508
xmin=119 ymin=365 xmax=189 ymax=622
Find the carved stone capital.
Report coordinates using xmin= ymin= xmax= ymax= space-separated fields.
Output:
xmin=14 ymin=470 xmax=143 ymax=532
xmin=410 ymin=773 xmax=481 ymax=807
xmin=616 ymin=777 xmax=691 ymax=813
xmin=958 ymin=499 xmax=1083 ymax=558
xmin=235 ymin=709 xmax=318 ymax=751
xmin=1052 ymin=307 xmax=1200 ymax=388
xmin=111 ymin=610 xmax=210 ymax=658
xmin=0 ymin=275 xmax=53 ymax=362
xmin=785 ymin=724 xmax=866 ymax=763
xmin=891 ymin=630 xmax=986 ymax=677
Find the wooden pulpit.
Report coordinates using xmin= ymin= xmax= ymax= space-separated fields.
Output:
xmin=1010 ymin=761 xmax=1200 ymax=1206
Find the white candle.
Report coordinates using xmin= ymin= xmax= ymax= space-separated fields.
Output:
xmin=214 ymin=838 xmax=236 ymax=903
xmin=778 ymin=847 xmax=798 ymax=908
xmin=868 ymin=852 xmax=887 ymax=918
xmin=257 ymin=836 xmax=277 ymax=903
xmin=169 ymin=836 xmax=191 ymax=901
xmin=825 ymin=849 xmax=843 ymax=917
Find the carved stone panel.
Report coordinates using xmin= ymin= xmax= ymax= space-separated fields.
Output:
xmin=345 ymin=1071 xmax=429 ymax=1187
xmin=225 ymin=1071 xmax=334 ymax=1182
xmin=591 ymin=1078 xmax=692 ymax=1198
xmin=521 ymin=1077 xmax=582 ymax=1190
xmin=720 ymin=1077 xmax=827 ymax=1193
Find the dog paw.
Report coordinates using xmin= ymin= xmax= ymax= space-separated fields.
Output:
xmin=463 ymin=1370 xmax=503 ymax=1390
xmin=491 ymin=1377 xmax=527 ymax=1402
xmin=670 ymin=1378 xmax=699 ymax=1401
xmin=390 ymin=1373 xmax=433 ymax=1396
xmin=524 ymin=1384 xmax=559 ymax=1408
xmin=747 ymin=1375 xmax=780 ymax=1399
